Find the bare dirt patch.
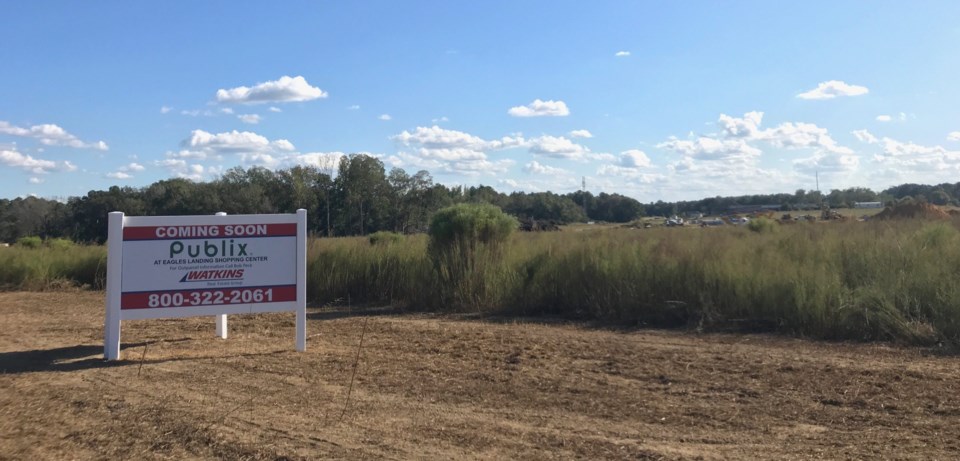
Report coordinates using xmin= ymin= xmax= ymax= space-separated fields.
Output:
xmin=1 ymin=291 xmax=959 ymax=460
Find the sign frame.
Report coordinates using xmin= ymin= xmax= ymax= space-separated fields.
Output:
xmin=104 ymin=209 xmax=307 ymax=360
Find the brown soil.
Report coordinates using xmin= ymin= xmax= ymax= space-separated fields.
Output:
xmin=874 ymin=202 xmax=951 ymax=220
xmin=2 ymin=291 xmax=960 ymax=460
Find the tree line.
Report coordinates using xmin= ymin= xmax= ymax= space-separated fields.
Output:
xmin=0 ymin=154 xmax=643 ymax=243
xmin=5 ymin=152 xmax=956 ymax=244
xmin=643 ymin=184 xmax=960 ymax=218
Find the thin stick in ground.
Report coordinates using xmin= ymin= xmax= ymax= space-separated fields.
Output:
xmin=337 ymin=316 xmax=368 ymax=424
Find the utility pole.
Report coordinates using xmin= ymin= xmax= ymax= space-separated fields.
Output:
xmin=815 ymin=169 xmax=820 ymax=197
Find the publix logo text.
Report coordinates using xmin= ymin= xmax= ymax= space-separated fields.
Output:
xmin=170 ymin=240 xmax=249 ymax=258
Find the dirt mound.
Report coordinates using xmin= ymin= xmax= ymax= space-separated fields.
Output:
xmin=874 ymin=202 xmax=951 ymax=220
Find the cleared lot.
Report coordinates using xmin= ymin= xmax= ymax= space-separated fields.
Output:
xmin=1 ymin=291 xmax=959 ymax=460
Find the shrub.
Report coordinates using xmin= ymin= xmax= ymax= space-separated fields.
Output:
xmin=427 ymin=203 xmax=518 ymax=312
xmin=428 ymin=203 xmax=518 ymax=249
xmin=16 ymin=236 xmax=42 ymax=248
xmin=747 ymin=217 xmax=778 ymax=233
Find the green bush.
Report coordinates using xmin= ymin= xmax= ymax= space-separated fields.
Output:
xmin=427 ymin=203 xmax=518 ymax=249
xmin=747 ymin=217 xmax=778 ymax=233
xmin=16 ymin=236 xmax=42 ymax=248
xmin=427 ymin=203 xmax=518 ymax=312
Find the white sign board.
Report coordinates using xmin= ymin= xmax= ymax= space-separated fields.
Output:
xmin=104 ymin=210 xmax=307 ymax=360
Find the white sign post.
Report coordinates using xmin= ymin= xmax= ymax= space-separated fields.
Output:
xmin=104 ymin=210 xmax=307 ymax=360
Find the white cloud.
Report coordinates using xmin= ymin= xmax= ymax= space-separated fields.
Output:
xmin=393 ymin=126 xmax=485 ymax=150
xmin=524 ymin=160 xmax=569 ymax=175
xmin=216 ymin=75 xmax=328 ymax=104
xmin=347 ymin=105 xmax=360 ymax=110
xmin=0 ymin=148 xmax=62 ymax=174
xmin=659 ymin=112 xmax=858 ymax=190
xmin=378 ymin=114 xmax=392 ymax=121
xmin=762 ymin=122 xmax=853 ymax=154
xmin=393 ymin=125 xmax=523 ymax=152
xmin=432 ymin=116 xmax=449 ymax=123
xmin=615 ymin=51 xmax=631 ymax=57
xmin=876 ymin=138 xmax=946 ymax=158
xmin=658 ymin=137 xmax=761 ymax=162
xmin=160 ymin=106 xmax=173 ymax=114
xmin=948 ymin=131 xmax=960 ymax=142
xmin=867 ymin=137 xmax=960 ymax=184
xmin=852 ymin=129 xmax=878 ymax=144
xmin=498 ymin=178 xmax=540 ymax=192
xmin=796 ymin=80 xmax=869 ymax=100
xmin=718 ymin=111 xmax=764 ymax=138
xmin=105 ymin=162 xmax=145 ymax=180
xmin=596 ymin=165 xmax=666 ymax=184
xmin=391 ymin=125 xmax=522 ymax=176
xmin=155 ymin=158 xmax=207 ymax=181
xmin=716 ymin=112 xmax=852 ymax=154
xmin=238 ymin=114 xmax=262 ymax=124
xmin=596 ymin=149 xmax=662 ymax=184
xmin=793 ymin=152 xmax=860 ymax=174
xmin=28 ymin=177 xmax=43 ymax=184
xmin=237 ymin=152 xmax=280 ymax=168
xmin=168 ymin=129 xmax=295 ymax=165
xmin=183 ymin=129 xmax=294 ymax=155
xmin=569 ymin=129 xmax=593 ymax=138
xmin=269 ymin=107 xmax=282 ymax=113
xmin=619 ymin=149 xmax=652 ymax=168
xmin=181 ymin=108 xmax=242 ymax=117
xmin=527 ymin=135 xmax=595 ymax=160
xmin=0 ymin=121 xmax=108 ymax=150
xmin=876 ymin=115 xmax=892 ymax=122
xmin=508 ymin=99 xmax=570 ymax=117
xmin=387 ymin=152 xmax=514 ymax=176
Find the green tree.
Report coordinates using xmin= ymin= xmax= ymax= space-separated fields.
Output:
xmin=68 ymin=186 xmax=146 ymax=243
xmin=335 ymin=154 xmax=390 ymax=235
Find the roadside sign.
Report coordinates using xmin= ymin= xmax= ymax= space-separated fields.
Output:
xmin=104 ymin=210 xmax=307 ymax=360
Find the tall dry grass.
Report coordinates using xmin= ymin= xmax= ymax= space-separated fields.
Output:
xmin=305 ymin=220 xmax=960 ymax=345
xmin=0 ymin=244 xmax=106 ymax=290
xmin=5 ymin=219 xmax=960 ymax=345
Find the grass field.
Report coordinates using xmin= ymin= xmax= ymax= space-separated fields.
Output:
xmin=5 ymin=217 xmax=960 ymax=346
xmin=306 ymin=218 xmax=960 ymax=346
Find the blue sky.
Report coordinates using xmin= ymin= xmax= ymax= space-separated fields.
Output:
xmin=2 ymin=1 xmax=959 ymax=201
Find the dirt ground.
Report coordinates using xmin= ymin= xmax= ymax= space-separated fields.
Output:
xmin=1 ymin=292 xmax=959 ymax=460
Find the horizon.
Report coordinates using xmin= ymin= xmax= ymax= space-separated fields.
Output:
xmin=2 ymin=1 xmax=959 ymax=202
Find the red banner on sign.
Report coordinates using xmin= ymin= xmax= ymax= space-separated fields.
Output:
xmin=123 ymin=223 xmax=297 ymax=241
xmin=121 ymin=285 xmax=297 ymax=309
